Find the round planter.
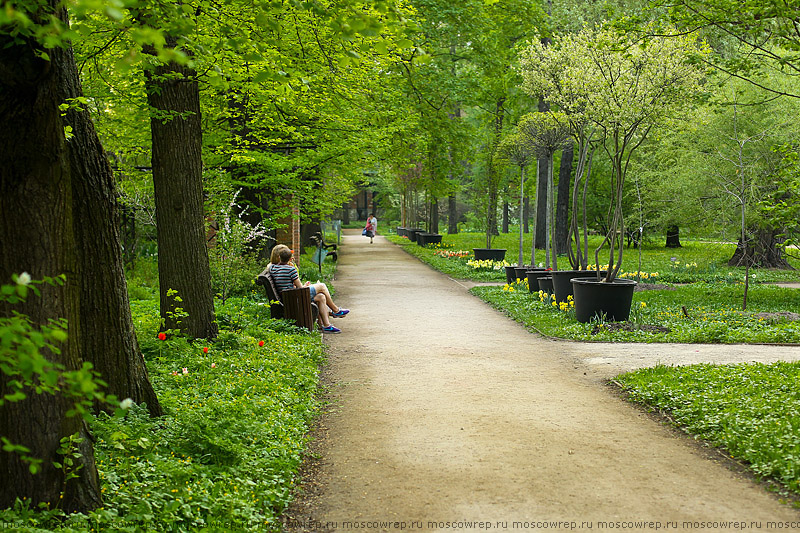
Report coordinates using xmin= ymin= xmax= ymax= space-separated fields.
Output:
xmin=504 ymin=266 xmax=519 ymax=285
xmin=525 ymin=269 xmax=549 ymax=293
xmin=538 ymin=275 xmax=553 ymax=294
xmin=406 ymin=228 xmax=424 ymax=242
xmin=551 ymin=270 xmax=606 ymax=304
xmin=417 ymin=233 xmax=442 ymax=247
xmin=472 ymin=248 xmax=507 ymax=262
xmin=571 ymin=277 xmax=637 ymax=323
xmin=514 ymin=266 xmax=533 ymax=281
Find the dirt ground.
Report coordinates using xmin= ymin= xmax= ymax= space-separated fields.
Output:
xmin=282 ymin=230 xmax=800 ymax=533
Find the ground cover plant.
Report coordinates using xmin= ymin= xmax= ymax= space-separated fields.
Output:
xmin=0 ymin=260 xmax=326 ymax=532
xmin=387 ymin=231 xmax=800 ymax=283
xmin=616 ymin=362 xmax=800 ymax=498
xmin=475 ymin=282 xmax=800 ymax=344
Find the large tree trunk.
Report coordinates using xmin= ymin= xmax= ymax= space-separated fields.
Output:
xmin=556 ymin=143 xmax=573 ymax=255
xmin=430 ymin=197 xmax=439 ymax=234
xmin=665 ymin=225 xmax=682 ymax=248
xmin=147 ymin=51 xmax=218 ymax=339
xmin=485 ymin=98 xmax=506 ymax=247
xmin=0 ymin=22 xmax=101 ymax=511
xmin=535 ymin=158 xmax=548 ymax=248
xmin=448 ymin=194 xmax=458 ymax=234
xmin=62 ymin=47 xmax=162 ymax=417
xmin=728 ymin=228 xmax=793 ymax=269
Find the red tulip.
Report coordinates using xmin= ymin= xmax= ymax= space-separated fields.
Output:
xmin=158 ymin=332 xmax=167 ymax=341
xmin=203 ymin=347 xmax=209 ymax=354
xmin=258 ymin=340 xmax=265 ymax=347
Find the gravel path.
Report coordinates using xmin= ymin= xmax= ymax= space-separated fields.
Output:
xmin=284 ymin=231 xmax=800 ymax=533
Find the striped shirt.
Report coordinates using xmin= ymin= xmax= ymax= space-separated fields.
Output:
xmin=269 ymin=264 xmax=298 ymax=294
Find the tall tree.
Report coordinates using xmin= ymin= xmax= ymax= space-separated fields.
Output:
xmin=146 ymin=40 xmax=218 ymax=339
xmin=0 ymin=2 xmax=102 ymax=511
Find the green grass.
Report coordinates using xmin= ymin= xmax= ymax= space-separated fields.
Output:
xmin=474 ymin=282 xmax=800 ymax=344
xmin=616 ymin=363 xmax=800 ymax=497
xmin=388 ymin=231 xmax=800 ymax=284
xmin=1 ymin=276 xmax=325 ymax=531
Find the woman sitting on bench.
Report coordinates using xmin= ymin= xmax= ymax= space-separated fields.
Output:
xmin=269 ymin=244 xmax=349 ymax=334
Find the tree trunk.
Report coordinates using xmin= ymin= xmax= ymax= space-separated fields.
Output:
xmin=728 ymin=228 xmax=793 ymax=269
xmin=535 ymin=158 xmax=548 ymax=248
xmin=523 ymin=196 xmax=530 ymax=234
xmin=485 ymin=97 xmax=506 ymax=247
xmin=430 ymin=197 xmax=439 ymax=234
xmin=665 ymin=225 xmax=682 ymax=248
xmin=341 ymin=202 xmax=351 ymax=225
xmin=0 ymin=22 xmax=102 ymax=511
xmin=502 ymin=199 xmax=510 ymax=234
xmin=556 ymin=143 xmax=573 ymax=255
xmin=448 ymin=194 xmax=458 ymax=234
xmin=62 ymin=45 xmax=162 ymax=417
xmin=146 ymin=51 xmax=218 ymax=339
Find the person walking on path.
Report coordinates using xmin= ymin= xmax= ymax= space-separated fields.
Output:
xmin=364 ymin=213 xmax=377 ymax=244
xmin=268 ymin=244 xmax=349 ymax=333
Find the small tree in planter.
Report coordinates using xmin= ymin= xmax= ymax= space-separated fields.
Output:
xmin=519 ymin=38 xmax=598 ymax=272
xmin=517 ymin=112 xmax=572 ymax=270
xmin=497 ymin=132 xmax=536 ymax=268
xmin=582 ymin=27 xmax=706 ymax=282
xmin=522 ymin=26 xmax=706 ymax=320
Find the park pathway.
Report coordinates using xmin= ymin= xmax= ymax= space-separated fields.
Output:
xmin=284 ymin=230 xmax=800 ymax=533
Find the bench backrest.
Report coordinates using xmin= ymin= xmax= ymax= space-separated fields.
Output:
xmin=256 ymin=267 xmax=282 ymax=304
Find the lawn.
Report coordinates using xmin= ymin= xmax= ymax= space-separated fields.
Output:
xmin=1 ymin=260 xmax=327 ymax=532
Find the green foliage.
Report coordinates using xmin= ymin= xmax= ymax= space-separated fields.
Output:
xmin=1 ymin=285 xmax=325 ymax=531
xmin=617 ymin=362 xmax=800 ymax=495
xmin=0 ymin=274 xmax=116 ymax=476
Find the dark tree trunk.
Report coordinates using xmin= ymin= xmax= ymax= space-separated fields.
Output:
xmin=665 ymin=225 xmax=682 ymax=248
xmin=502 ymin=200 xmax=510 ymax=233
xmin=341 ymin=202 xmax=351 ymax=225
xmin=485 ymin=98 xmax=506 ymax=246
xmin=523 ymin=196 xmax=530 ymax=234
xmin=535 ymin=159 xmax=548 ymax=248
xmin=0 ymin=19 xmax=101 ymax=511
xmin=147 ymin=51 xmax=218 ymax=339
xmin=728 ymin=228 xmax=793 ymax=269
xmin=556 ymin=143 xmax=573 ymax=255
xmin=430 ymin=197 xmax=439 ymax=234
xmin=62 ymin=47 xmax=162 ymax=417
xmin=448 ymin=194 xmax=458 ymax=234
xmin=301 ymin=222 xmax=321 ymax=253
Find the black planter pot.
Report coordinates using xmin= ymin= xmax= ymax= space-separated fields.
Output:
xmin=538 ymin=275 xmax=553 ymax=294
xmin=472 ymin=248 xmax=507 ymax=261
xmin=504 ymin=266 xmax=518 ymax=285
xmin=525 ymin=269 xmax=548 ymax=293
xmin=396 ymin=227 xmax=407 ymax=237
xmin=551 ymin=270 xmax=606 ymax=304
xmin=417 ymin=233 xmax=443 ymax=247
xmin=514 ymin=266 xmax=534 ymax=281
xmin=406 ymin=228 xmax=424 ymax=242
xmin=571 ymin=277 xmax=637 ymax=323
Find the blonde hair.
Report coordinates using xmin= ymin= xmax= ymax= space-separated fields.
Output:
xmin=270 ymin=244 xmax=292 ymax=265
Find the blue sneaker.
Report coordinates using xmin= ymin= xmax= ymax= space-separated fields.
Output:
xmin=322 ymin=325 xmax=341 ymax=333
xmin=332 ymin=308 xmax=350 ymax=318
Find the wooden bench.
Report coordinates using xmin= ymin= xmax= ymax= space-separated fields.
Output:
xmin=255 ymin=267 xmax=319 ymax=331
